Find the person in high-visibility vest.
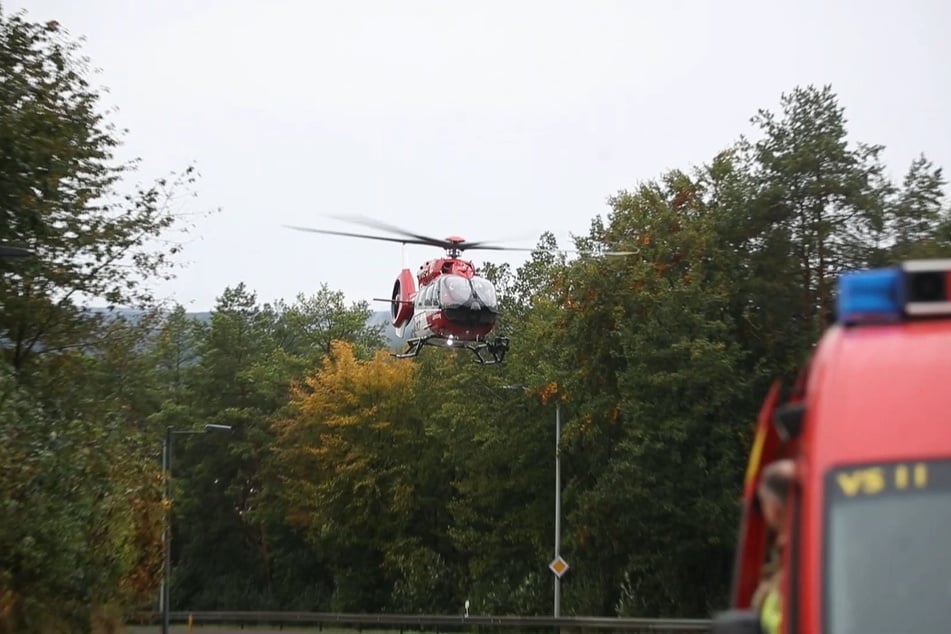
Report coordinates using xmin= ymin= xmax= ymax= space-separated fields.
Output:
xmin=751 ymin=459 xmax=795 ymax=634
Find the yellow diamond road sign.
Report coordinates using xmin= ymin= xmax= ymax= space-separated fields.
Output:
xmin=549 ymin=556 xmax=569 ymax=578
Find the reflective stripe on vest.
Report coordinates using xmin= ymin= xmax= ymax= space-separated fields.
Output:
xmin=760 ymin=586 xmax=782 ymax=634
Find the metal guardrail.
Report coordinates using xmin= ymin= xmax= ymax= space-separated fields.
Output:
xmin=135 ymin=611 xmax=711 ymax=633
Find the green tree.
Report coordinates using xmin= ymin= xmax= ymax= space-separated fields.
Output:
xmin=883 ymin=155 xmax=951 ymax=260
xmin=168 ymin=285 xmax=281 ymax=609
xmin=743 ymin=84 xmax=889 ymax=335
xmin=550 ymin=171 xmax=752 ymax=616
xmin=0 ymin=10 xmax=208 ymax=630
xmin=0 ymin=367 xmax=162 ymax=632
xmin=0 ymin=11 xmax=210 ymax=374
xmin=168 ymin=285 xmax=386 ymax=609
xmin=151 ymin=305 xmax=207 ymax=393
xmin=275 ymin=284 xmax=386 ymax=359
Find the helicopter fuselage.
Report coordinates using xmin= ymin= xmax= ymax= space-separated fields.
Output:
xmin=406 ymin=257 xmax=499 ymax=340
xmin=387 ymin=256 xmax=508 ymax=363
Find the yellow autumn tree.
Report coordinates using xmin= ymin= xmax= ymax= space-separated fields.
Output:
xmin=270 ymin=340 xmax=428 ymax=610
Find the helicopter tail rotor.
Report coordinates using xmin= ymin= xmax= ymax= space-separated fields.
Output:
xmin=390 ymin=268 xmax=416 ymax=332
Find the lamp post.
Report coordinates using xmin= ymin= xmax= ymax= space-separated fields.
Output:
xmin=161 ymin=424 xmax=232 ymax=634
xmin=553 ymin=398 xmax=562 ymax=618
xmin=0 ymin=245 xmax=32 ymax=258
xmin=501 ymin=385 xmax=563 ymax=617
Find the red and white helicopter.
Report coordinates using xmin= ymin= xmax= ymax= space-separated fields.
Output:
xmin=286 ymin=215 xmax=542 ymax=365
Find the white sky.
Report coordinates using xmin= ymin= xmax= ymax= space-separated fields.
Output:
xmin=9 ymin=0 xmax=951 ymax=311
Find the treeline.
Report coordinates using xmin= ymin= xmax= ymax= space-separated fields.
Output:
xmin=2 ymin=9 xmax=951 ymax=632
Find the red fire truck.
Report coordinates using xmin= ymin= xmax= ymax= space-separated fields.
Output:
xmin=712 ymin=259 xmax=951 ymax=634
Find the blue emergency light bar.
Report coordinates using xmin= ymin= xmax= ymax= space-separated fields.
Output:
xmin=836 ymin=259 xmax=951 ymax=325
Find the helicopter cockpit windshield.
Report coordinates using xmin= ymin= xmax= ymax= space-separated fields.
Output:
xmin=470 ymin=277 xmax=498 ymax=310
xmin=439 ymin=275 xmax=470 ymax=307
xmin=437 ymin=275 xmax=499 ymax=311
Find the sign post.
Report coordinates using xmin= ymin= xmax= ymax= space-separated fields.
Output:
xmin=549 ymin=556 xmax=569 ymax=578
xmin=552 ymin=402 xmax=563 ymax=616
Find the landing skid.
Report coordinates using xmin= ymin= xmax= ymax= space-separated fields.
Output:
xmin=393 ymin=338 xmax=427 ymax=359
xmin=393 ymin=336 xmax=510 ymax=365
xmin=467 ymin=336 xmax=509 ymax=365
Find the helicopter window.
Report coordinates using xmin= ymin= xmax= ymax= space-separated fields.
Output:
xmin=439 ymin=275 xmax=472 ymax=307
xmin=470 ymin=277 xmax=498 ymax=309
xmin=426 ymin=283 xmax=440 ymax=307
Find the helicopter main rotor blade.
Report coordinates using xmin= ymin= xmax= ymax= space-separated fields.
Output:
xmin=454 ymin=244 xmax=641 ymax=256
xmin=458 ymin=243 xmax=539 ymax=253
xmin=325 ymin=214 xmax=452 ymax=249
xmin=284 ymin=225 xmax=436 ymax=247
xmin=322 ymin=214 xmax=545 ymax=252
xmin=292 ymin=215 xmax=642 ymax=257
xmin=464 ymin=244 xmax=640 ymax=255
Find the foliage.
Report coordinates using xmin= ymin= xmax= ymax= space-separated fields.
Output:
xmin=0 ymin=8 xmax=202 ymax=630
xmin=272 ymin=342 xmax=443 ymax=611
xmin=0 ymin=10 xmax=212 ymax=373
xmin=558 ymin=171 xmax=751 ymax=615
xmin=2 ymin=13 xmax=949 ymax=622
xmin=740 ymin=85 xmax=891 ymax=337
xmin=0 ymin=367 xmax=162 ymax=632
xmin=168 ymin=285 xmax=384 ymax=610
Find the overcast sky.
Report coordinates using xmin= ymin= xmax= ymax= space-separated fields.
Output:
xmin=10 ymin=0 xmax=951 ymax=311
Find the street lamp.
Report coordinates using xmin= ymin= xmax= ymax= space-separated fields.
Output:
xmin=0 ymin=244 xmax=32 ymax=258
xmin=500 ymin=384 xmax=564 ymax=617
xmin=161 ymin=424 xmax=232 ymax=634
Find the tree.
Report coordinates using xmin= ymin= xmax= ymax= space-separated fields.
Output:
xmin=0 ymin=367 xmax=162 ymax=632
xmin=150 ymin=305 xmax=207 ymax=395
xmin=166 ymin=285 xmax=386 ymax=610
xmin=743 ymin=85 xmax=889 ymax=335
xmin=274 ymin=285 xmax=386 ymax=360
xmin=441 ymin=380 xmax=556 ymax=615
xmin=167 ymin=285 xmax=281 ymax=609
xmin=883 ymin=155 xmax=951 ymax=260
xmin=272 ymin=342 xmax=440 ymax=611
xmin=0 ymin=10 xmax=211 ymax=373
xmin=550 ymin=170 xmax=752 ymax=616
xmin=0 ymin=10 xmax=209 ymax=630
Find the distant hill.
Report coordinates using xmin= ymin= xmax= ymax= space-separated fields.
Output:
xmin=368 ymin=310 xmax=407 ymax=349
xmin=89 ymin=307 xmax=406 ymax=350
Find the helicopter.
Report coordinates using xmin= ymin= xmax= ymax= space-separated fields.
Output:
xmin=287 ymin=216 xmax=639 ymax=364
xmin=286 ymin=215 xmax=544 ymax=365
